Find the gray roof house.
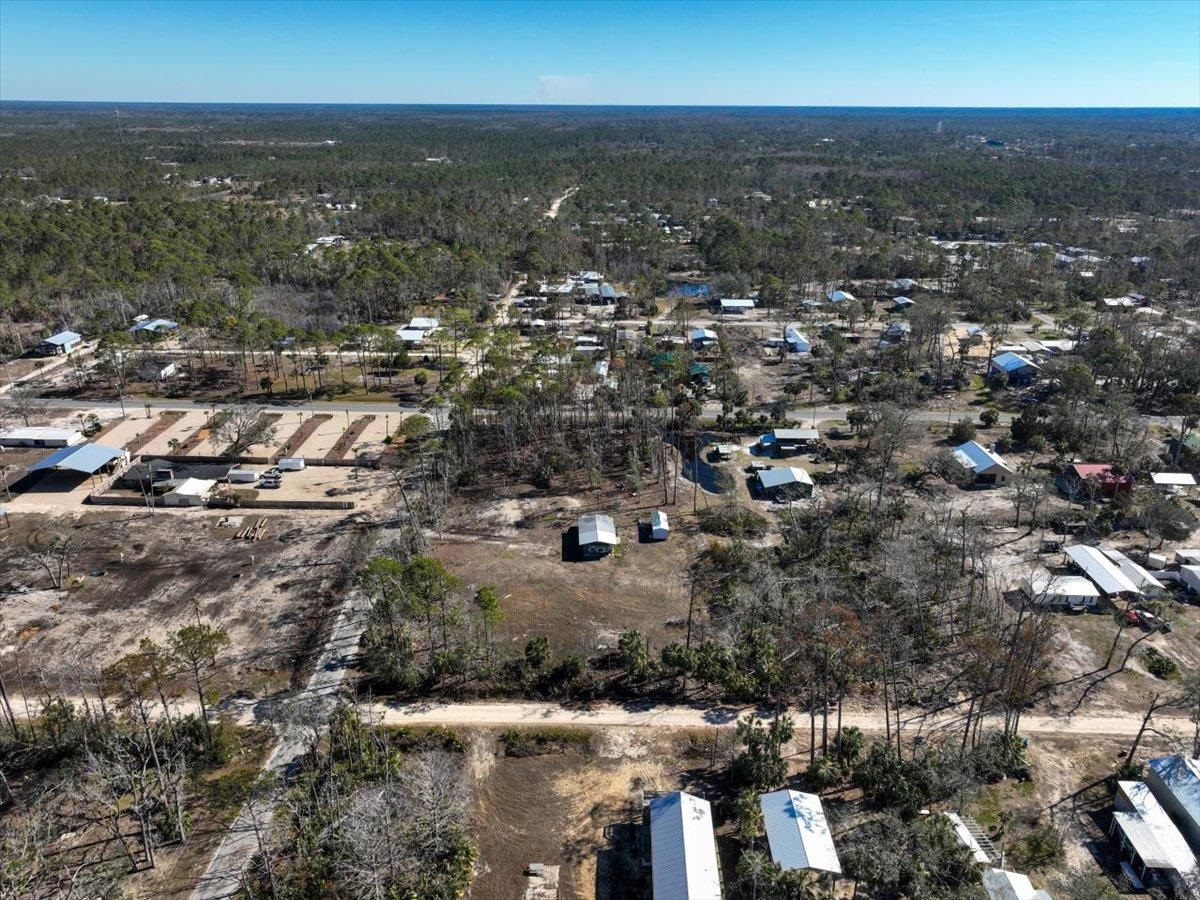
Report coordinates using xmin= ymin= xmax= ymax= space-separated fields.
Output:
xmin=952 ymin=441 xmax=1014 ymax=486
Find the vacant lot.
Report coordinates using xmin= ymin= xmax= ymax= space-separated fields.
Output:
xmin=0 ymin=509 xmax=359 ymax=695
xmin=436 ymin=482 xmax=706 ymax=656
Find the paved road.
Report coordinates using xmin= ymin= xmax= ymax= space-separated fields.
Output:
xmin=38 ymin=396 xmax=428 ymax=416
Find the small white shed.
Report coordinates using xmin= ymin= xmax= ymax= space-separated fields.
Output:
xmin=650 ymin=511 xmax=670 ymax=541
xmin=162 ymin=478 xmax=215 ymax=507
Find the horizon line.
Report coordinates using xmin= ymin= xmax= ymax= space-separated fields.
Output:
xmin=3 ymin=98 xmax=1199 ymax=112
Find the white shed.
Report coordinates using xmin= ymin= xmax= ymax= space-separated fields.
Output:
xmin=649 ymin=791 xmax=722 ymax=900
xmin=162 ymin=478 xmax=215 ymax=507
xmin=650 ymin=511 xmax=670 ymax=541
xmin=1151 ymin=473 xmax=1196 ymax=496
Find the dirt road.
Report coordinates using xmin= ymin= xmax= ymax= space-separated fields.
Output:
xmin=544 ymin=185 xmax=578 ymax=219
xmin=373 ymin=699 xmax=1194 ymax=740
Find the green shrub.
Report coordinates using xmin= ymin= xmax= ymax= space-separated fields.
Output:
xmin=697 ymin=506 xmax=768 ymax=537
xmin=1143 ymin=646 xmax=1179 ymax=680
xmin=498 ymin=726 xmax=592 ymax=757
xmin=386 ymin=724 xmax=466 ymax=753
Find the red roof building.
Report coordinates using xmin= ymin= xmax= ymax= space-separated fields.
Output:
xmin=1060 ymin=463 xmax=1134 ymax=498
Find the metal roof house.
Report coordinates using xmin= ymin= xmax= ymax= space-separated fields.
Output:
xmin=649 ymin=791 xmax=722 ymax=900
xmin=396 ymin=328 xmax=427 ymax=346
xmin=892 ymin=296 xmax=916 ymax=309
xmin=407 ymin=316 xmax=440 ymax=332
xmin=0 ymin=426 xmax=84 ymax=449
xmin=1145 ymin=755 xmax=1200 ymax=854
xmin=1020 ymin=572 xmax=1100 ymax=610
xmin=1110 ymin=780 xmax=1198 ymax=892
xmin=690 ymin=327 xmax=718 ymax=348
xmin=714 ymin=297 xmax=755 ymax=314
xmin=1064 ymin=544 xmax=1141 ymax=596
xmin=981 ymin=868 xmax=1052 ymax=900
xmin=783 ymin=327 xmax=811 ymax=353
xmin=988 ymin=351 xmax=1040 ymax=385
xmin=27 ymin=443 xmax=129 ymax=476
xmin=756 ymin=466 xmax=814 ymax=501
xmin=952 ymin=441 xmax=1014 ymax=486
xmin=129 ymin=318 xmax=179 ymax=335
xmin=1151 ymin=472 xmax=1197 ymax=496
xmin=1100 ymin=548 xmax=1166 ymax=597
xmin=577 ymin=513 xmax=619 ymax=558
xmin=1058 ymin=462 xmax=1133 ymax=499
xmin=826 ymin=289 xmax=855 ymax=303
xmin=36 ymin=330 xmax=83 ymax=356
xmin=759 ymin=789 xmax=841 ymax=876
xmin=769 ymin=428 xmax=821 ymax=457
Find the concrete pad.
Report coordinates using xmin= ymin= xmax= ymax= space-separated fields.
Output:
xmin=141 ymin=411 xmax=208 ymax=456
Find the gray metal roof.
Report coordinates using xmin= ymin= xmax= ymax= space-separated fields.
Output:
xmin=1148 ymin=756 xmax=1200 ymax=839
xmin=953 ymin=441 xmax=1012 ymax=475
xmin=1065 ymin=545 xmax=1140 ymax=595
xmin=42 ymin=330 xmax=81 ymax=346
xmin=578 ymin=513 xmax=618 ymax=546
xmin=758 ymin=466 xmax=813 ymax=490
xmin=650 ymin=792 xmax=722 ymax=900
xmin=1114 ymin=780 xmax=1197 ymax=873
xmin=773 ymin=428 xmax=819 ymax=441
xmin=760 ymin=789 xmax=841 ymax=874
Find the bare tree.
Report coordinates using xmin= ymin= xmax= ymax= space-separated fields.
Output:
xmin=0 ymin=386 xmax=49 ymax=427
xmin=212 ymin=405 xmax=278 ymax=458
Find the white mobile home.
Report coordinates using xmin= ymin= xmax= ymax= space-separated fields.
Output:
xmin=1020 ymin=573 xmax=1100 ymax=610
xmin=0 ymin=427 xmax=84 ymax=449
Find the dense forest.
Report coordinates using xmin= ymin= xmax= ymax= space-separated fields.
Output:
xmin=2 ymin=103 xmax=1198 ymax=335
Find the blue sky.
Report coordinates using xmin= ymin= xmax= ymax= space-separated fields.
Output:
xmin=2 ymin=0 xmax=1198 ymax=106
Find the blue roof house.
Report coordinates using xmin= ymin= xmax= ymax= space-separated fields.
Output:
xmin=989 ymin=351 xmax=1040 ymax=385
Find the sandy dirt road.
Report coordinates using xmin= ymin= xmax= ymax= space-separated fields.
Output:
xmin=373 ymin=699 xmax=1194 ymax=740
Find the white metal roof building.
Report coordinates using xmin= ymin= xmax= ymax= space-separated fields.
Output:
xmin=162 ymin=477 xmax=216 ymax=507
xmin=650 ymin=791 xmax=722 ymax=900
xmin=1100 ymin=548 xmax=1166 ymax=597
xmin=759 ymin=789 xmax=841 ymax=875
xmin=650 ymin=510 xmax=670 ymax=540
xmin=1145 ymin=755 xmax=1200 ymax=853
xmin=981 ymin=868 xmax=1052 ymax=900
xmin=0 ymin=426 xmax=84 ymax=448
xmin=1111 ymin=780 xmax=1198 ymax=882
xmin=1020 ymin=572 xmax=1101 ymax=609
xmin=1151 ymin=472 xmax=1197 ymax=495
xmin=1064 ymin=544 xmax=1141 ymax=595
xmin=716 ymin=298 xmax=755 ymax=313
xmin=756 ymin=466 xmax=815 ymax=499
xmin=407 ymin=316 xmax=440 ymax=331
xmin=827 ymin=289 xmax=855 ymax=303
xmin=577 ymin=513 xmax=618 ymax=553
